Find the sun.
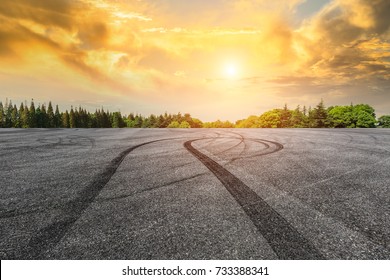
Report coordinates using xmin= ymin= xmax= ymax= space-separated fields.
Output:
xmin=225 ymin=64 xmax=238 ymax=78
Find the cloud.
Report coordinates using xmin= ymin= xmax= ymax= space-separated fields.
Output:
xmin=0 ymin=0 xmax=152 ymax=93
xmin=112 ymin=11 xmax=152 ymax=22
xmin=142 ymin=27 xmax=261 ymax=35
xmin=174 ymin=71 xmax=186 ymax=78
xmin=268 ymin=76 xmax=317 ymax=85
xmin=78 ymin=21 xmax=109 ymax=50
xmin=0 ymin=0 xmax=75 ymax=29
xmin=296 ymin=0 xmax=390 ymax=81
xmin=60 ymin=52 xmax=133 ymax=94
xmin=1 ymin=0 xmax=389 ymax=120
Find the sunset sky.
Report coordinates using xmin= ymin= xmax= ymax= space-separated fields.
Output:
xmin=1 ymin=0 xmax=389 ymax=121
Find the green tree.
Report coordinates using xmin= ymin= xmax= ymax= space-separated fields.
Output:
xmin=378 ymin=115 xmax=390 ymax=128
xmin=133 ymin=115 xmax=143 ymax=128
xmin=19 ymin=103 xmax=25 ymax=128
xmin=29 ymin=100 xmax=37 ymax=128
xmin=141 ymin=116 xmax=151 ymax=128
xmin=69 ymin=107 xmax=76 ymax=128
xmin=236 ymin=115 xmax=259 ymax=128
xmin=328 ymin=106 xmax=352 ymax=128
xmin=355 ymin=110 xmax=376 ymax=128
xmin=148 ymin=114 xmax=158 ymax=128
xmin=112 ymin=112 xmax=125 ymax=128
xmin=222 ymin=120 xmax=234 ymax=128
xmin=302 ymin=105 xmax=307 ymax=116
xmin=42 ymin=104 xmax=48 ymax=127
xmin=290 ymin=105 xmax=305 ymax=128
xmin=311 ymin=100 xmax=328 ymax=128
xmin=162 ymin=113 xmax=172 ymax=127
xmin=0 ymin=102 xmax=4 ymax=128
xmin=102 ymin=110 xmax=111 ymax=128
xmin=0 ymin=101 xmax=5 ymax=128
xmin=190 ymin=118 xmax=202 ymax=128
xmin=47 ymin=101 xmax=55 ymax=128
xmin=11 ymin=104 xmax=19 ymax=128
xmin=35 ymin=106 xmax=43 ymax=128
xmin=74 ymin=107 xmax=79 ymax=127
xmin=353 ymin=104 xmax=376 ymax=128
xmin=54 ymin=105 xmax=61 ymax=128
xmin=280 ymin=104 xmax=292 ymax=128
xmin=5 ymin=100 xmax=13 ymax=128
xmin=21 ymin=103 xmax=29 ymax=128
xmin=179 ymin=121 xmax=191 ymax=128
xmin=167 ymin=120 xmax=180 ymax=128
xmin=258 ymin=109 xmax=282 ymax=128
xmin=62 ymin=110 xmax=70 ymax=128
xmin=36 ymin=104 xmax=47 ymax=128
xmin=327 ymin=104 xmax=376 ymax=128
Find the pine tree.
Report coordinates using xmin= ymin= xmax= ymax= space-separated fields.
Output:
xmin=35 ymin=106 xmax=42 ymax=128
xmin=74 ymin=107 xmax=80 ymax=127
xmin=101 ymin=110 xmax=110 ymax=128
xmin=54 ymin=105 xmax=61 ymax=127
xmin=21 ymin=103 xmax=30 ymax=128
xmin=307 ymin=106 xmax=314 ymax=128
xmin=157 ymin=114 xmax=165 ymax=128
xmin=5 ymin=100 xmax=13 ymax=128
xmin=302 ymin=105 xmax=307 ymax=116
xmin=0 ymin=102 xmax=4 ymax=128
xmin=11 ymin=104 xmax=19 ymax=128
xmin=149 ymin=114 xmax=157 ymax=128
xmin=69 ymin=106 xmax=76 ymax=128
xmin=291 ymin=105 xmax=304 ymax=128
xmin=62 ymin=110 xmax=70 ymax=128
xmin=112 ymin=112 xmax=125 ymax=128
xmin=47 ymin=101 xmax=55 ymax=128
xmin=19 ymin=103 xmax=25 ymax=128
xmin=40 ymin=103 xmax=48 ymax=128
xmin=313 ymin=99 xmax=328 ymax=128
xmin=29 ymin=99 xmax=37 ymax=128
xmin=280 ymin=104 xmax=291 ymax=128
xmin=133 ymin=115 xmax=143 ymax=128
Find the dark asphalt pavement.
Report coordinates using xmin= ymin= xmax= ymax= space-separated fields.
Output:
xmin=0 ymin=128 xmax=389 ymax=259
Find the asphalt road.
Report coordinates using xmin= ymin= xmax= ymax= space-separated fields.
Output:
xmin=0 ymin=128 xmax=389 ymax=259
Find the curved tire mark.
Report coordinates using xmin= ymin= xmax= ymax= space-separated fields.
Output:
xmin=16 ymin=138 xmax=176 ymax=259
xmin=215 ymin=133 xmax=245 ymax=156
xmin=184 ymin=139 xmax=324 ymax=260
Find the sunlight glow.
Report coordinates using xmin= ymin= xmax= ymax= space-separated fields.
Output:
xmin=225 ymin=64 xmax=238 ymax=78
xmin=1 ymin=0 xmax=388 ymax=121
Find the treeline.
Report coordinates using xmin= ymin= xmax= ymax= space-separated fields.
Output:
xmin=235 ymin=100 xmax=387 ymax=128
xmin=0 ymin=99 xmax=389 ymax=128
xmin=0 ymin=99 xmax=202 ymax=129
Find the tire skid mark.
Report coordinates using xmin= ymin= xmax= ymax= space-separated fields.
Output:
xmin=16 ymin=138 xmax=178 ymax=259
xmin=96 ymin=173 xmax=207 ymax=203
xmin=0 ymin=204 xmax=62 ymax=220
xmin=213 ymin=131 xmax=282 ymax=163
xmin=1 ymin=135 xmax=96 ymax=157
xmin=226 ymin=131 xmax=250 ymax=161
xmin=215 ymin=132 xmax=245 ymax=155
xmin=0 ymin=166 xmax=198 ymax=220
xmin=229 ymin=140 xmax=269 ymax=163
xmin=184 ymin=139 xmax=324 ymax=260
xmin=230 ymin=138 xmax=283 ymax=163
xmin=193 ymin=135 xmax=221 ymax=151
xmin=0 ymin=145 xmax=192 ymax=220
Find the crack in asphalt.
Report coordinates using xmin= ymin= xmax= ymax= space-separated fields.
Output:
xmin=184 ymin=138 xmax=324 ymax=260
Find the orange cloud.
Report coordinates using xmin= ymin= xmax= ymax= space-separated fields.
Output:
xmin=0 ymin=0 xmax=389 ymax=120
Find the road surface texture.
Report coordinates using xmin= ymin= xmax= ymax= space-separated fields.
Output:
xmin=0 ymin=128 xmax=389 ymax=259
